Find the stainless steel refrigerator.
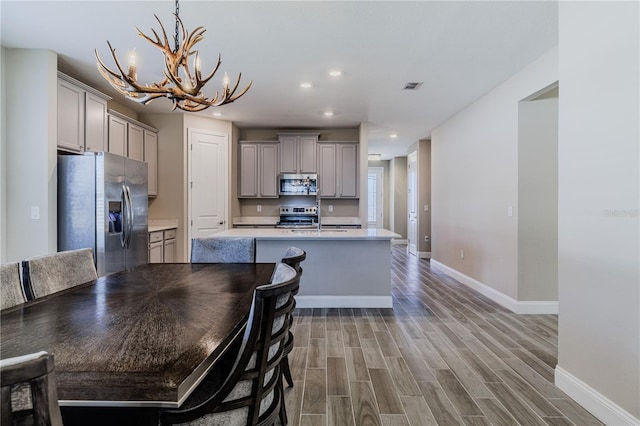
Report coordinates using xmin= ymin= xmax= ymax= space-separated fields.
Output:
xmin=58 ymin=152 xmax=148 ymax=276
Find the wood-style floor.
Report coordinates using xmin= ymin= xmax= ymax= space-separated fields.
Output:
xmin=283 ymin=245 xmax=603 ymax=426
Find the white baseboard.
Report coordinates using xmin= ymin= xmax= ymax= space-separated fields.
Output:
xmin=418 ymin=251 xmax=431 ymax=259
xmin=296 ymin=296 xmax=393 ymax=308
xmin=392 ymin=239 xmax=408 ymax=245
xmin=517 ymin=301 xmax=558 ymax=314
xmin=429 ymin=260 xmax=558 ymax=314
xmin=555 ymin=366 xmax=640 ymax=426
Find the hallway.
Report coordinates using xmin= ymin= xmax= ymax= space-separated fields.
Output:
xmin=285 ymin=246 xmax=602 ymax=425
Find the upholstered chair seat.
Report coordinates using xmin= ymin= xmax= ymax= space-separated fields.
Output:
xmin=1 ymin=263 xmax=26 ymax=310
xmin=191 ymin=237 xmax=256 ymax=263
xmin=22 ymin=248 xmax=97 ymax=300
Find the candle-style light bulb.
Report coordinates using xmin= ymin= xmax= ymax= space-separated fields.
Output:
xmin=194 ymin=55 xmax=201 ymax=73
xmin=222 ymin=72 xmax=230 ymax=91
xmin=127 ymin=49 xmax=137 ymax=80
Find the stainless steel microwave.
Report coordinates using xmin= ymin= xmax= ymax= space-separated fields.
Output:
xmin=278 ymin=174 xmax=318 ymax=196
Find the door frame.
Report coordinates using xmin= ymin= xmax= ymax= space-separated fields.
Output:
xmin=367 ymin=167 xmax=384 ymax=229
xmin=407 ymin=151 xmax=418 ymax=256
xmin=187 ymin=128 xmax=229 ymax=260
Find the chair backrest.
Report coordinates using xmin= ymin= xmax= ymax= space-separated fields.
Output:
xmin=191 ymin=237 xmax=256 ymax=263
xmin=0 ymin=351 xmax=64 ymax=426
xmin=22 ymin=248 xmax=97 ymax=300
xmin=281 ymin=246 xmax=306 ymax=274
xmin=1 ymin=263 xmax=26 ymax=310
xmin=159 ymin=263 xmax=299 ymax=425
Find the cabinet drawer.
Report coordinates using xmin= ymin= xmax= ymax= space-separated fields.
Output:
xmin=149 ymin=231 xmax=164 ymax=243
xmin=164 ymin=229 xmax=176 ymax=240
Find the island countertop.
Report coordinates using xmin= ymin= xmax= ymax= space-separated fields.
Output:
xmin=214 ymin=228 xmax=400 ymax=240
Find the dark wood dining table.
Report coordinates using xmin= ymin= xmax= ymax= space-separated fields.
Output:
xmin=0 ymin=262 xmax=275 ymax=413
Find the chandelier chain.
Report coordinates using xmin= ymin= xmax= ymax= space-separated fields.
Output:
xmin=174 ymin=0 xmax=180 ymax=53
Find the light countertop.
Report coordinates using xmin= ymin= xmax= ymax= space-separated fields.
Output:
xmin=148 ymin=219 xmax=178 ymax=233
xmin=215 ymin=228 xmax=399 ymax=241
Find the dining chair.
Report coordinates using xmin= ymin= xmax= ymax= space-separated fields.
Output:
xmin=158 ymin=262 xmax=299 ymax=426
xmin=1 ymin=263 xmax=26 ymax=310
xmin=22 ymin=248 xmax=97 ymax=300
xmin=190 ymin=237 xmax=256 ymax=263
xmin=278 ymin=247 xmax=306 ymax=424
xmin=1 ymin=351 xmax=64 ymax=426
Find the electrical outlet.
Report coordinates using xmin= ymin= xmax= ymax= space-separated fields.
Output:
xmin=424 ymin=204 xmax=429 ymax=212
xmin=328 ymin=205 xmax=333 ymax=212
xmin=257 ymin=205 xmax=262 ymax=212
xmin=460 ymin=249 xmax=465 ymax=259
xmin=31 ymin=206 xmax=40 ymax=220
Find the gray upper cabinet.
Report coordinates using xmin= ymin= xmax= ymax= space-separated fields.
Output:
xmin=107 ymin=114 xmax=127 ymax=157
xmin=278 ymin=133 xmax=318 ymax=174
xmin=317 ymin=142 xmax=359 ymax=198
xmin=127 ymin=123 xmax=144 ymax=161
xmin=318 ymin=144 xmax=337 ymax=197
xmin=84 ymin=93 xmax=108 ymax=152
xmin=239 ymin=142 xmax=279 ymax=198
xmin=57 ymin=72 xmax=110 ymax=154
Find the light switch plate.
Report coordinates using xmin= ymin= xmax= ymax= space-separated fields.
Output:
xmin=257 ymin=205 xmax=262 ymax=212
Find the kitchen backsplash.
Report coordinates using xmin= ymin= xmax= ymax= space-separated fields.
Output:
xmin=239 ymin=198 xmax=358 ymax=217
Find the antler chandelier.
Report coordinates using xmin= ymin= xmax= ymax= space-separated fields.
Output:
xmin=95 ymin=0 xmax=251 ymax=112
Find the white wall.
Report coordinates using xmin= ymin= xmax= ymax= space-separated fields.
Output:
xmin=517 ymin=93 xmax=558 ymax=301
xmin=4 ymin=49 xmax=57 ymax=262
xmin=1 ymin=47 xmax=7 ymax=262
xmin=431 ymin=47 xmax=558 ymax=300
xmin=555 ymin=2 xmax=639 ymax=423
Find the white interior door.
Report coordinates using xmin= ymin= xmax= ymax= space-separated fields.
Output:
xmin=189 ymin=129 xmax=228 ymax=244
xmin=408 ymin=152 xmax=418 ymax=255
xmin=367 ymin=167 xmax=384 ymax=229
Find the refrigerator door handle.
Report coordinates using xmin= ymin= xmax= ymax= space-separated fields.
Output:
xmin=124 ymin=185 xmax=134 ymax=248
xmin=120 ymin=185 xmax=128 ymax=248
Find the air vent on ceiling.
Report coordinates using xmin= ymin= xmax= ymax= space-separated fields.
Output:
xmin=403 ymin=82 xmax=423 ymax=90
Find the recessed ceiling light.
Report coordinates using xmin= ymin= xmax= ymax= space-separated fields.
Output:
xmin=212 ymin=112 xmax=222 ymax=117
xmin=329 ymin=70 xmax=342 ymax=77
xmin=323 ymin=111 xmax=334 ymax=117
xmin=390 ymin=133 xmax=398 ymax=138
xmin=300 ymin=82 xmax=312 ymax=88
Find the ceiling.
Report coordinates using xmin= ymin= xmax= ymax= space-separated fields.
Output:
xmin=1 ymin=1 xmax=558 ymax=159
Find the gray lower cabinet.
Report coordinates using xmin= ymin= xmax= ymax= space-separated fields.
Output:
xmin=239 ymin=142 xmax=279 ymax=198
xmin=318 ymin=142 xmax=359 ymax=198
xmin=149 ymin=229 xmax=176 ymax=263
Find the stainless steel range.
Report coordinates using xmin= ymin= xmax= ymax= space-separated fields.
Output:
xmin=275 ymin=206 xmax=318 ymax=229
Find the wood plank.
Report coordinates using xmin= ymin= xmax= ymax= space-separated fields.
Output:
xmin=346 ymin=347 xmax=370 ymax=381
xmin=328 ymin=396 xmax=355 ymax=426
xmin=351 ymin=381 xmax=383 ymax=426
xmin=369 ymin=368 xmax=404 ymax=414
xmin=302 ymin=369 xmax=327 ymax=415
xmin=418 ymin=381 xmax=464 ymax=425
xmin=435 ymin=369 xmax=483 ymax=416
xmin=327 ymin=357 xmax=349 ymax=396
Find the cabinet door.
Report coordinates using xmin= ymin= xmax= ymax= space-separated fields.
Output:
xmin=108 ymin=115 xmax=127 ymax=156
xmin=279 ymin=136 xmax=298 ymax=173
xmin=84 ymin=93 xmax=107 ymax=152
xmin=318 ymin=144 xmax=337 ymax=197
xmin=259 ymin=144 xmax=279 ymax=197
xmin=338 ymin=144 xmax=358 ymax=197
xmin=57 ymin=79 xmax=85 ymax=153
xmin=149 ymin=241 xmax=164 ymax=263
xmin=239 ymin=144 xmax=258 ymax=197
xmin=163 ymin=238 xmax=176 ymax=263
xmin=144 ymin=130 xmax=158 ymax=197
xmin=127 ymin=123 xmax=144 ymax=161
xmin=299 ymin=136 xmax=317 ymax=173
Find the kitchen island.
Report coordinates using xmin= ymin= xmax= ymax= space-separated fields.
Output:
xmin=213 ymin=228 xmax=400 ymax=308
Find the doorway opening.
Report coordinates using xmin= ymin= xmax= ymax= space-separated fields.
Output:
xmin=367 ymin=167 xmax=384 ymax=229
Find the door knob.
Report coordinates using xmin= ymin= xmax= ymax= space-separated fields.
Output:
xmin=218 ymin=220 xmax=225 ymax=225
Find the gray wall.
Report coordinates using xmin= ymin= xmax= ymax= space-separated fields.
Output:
xmin=556 ymin=1 xmax=639 ymax=420
xmin=408 ymin=140 xmax=431 ymax=253
xmin=517 ymin=91 xmax=558 ymax=301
